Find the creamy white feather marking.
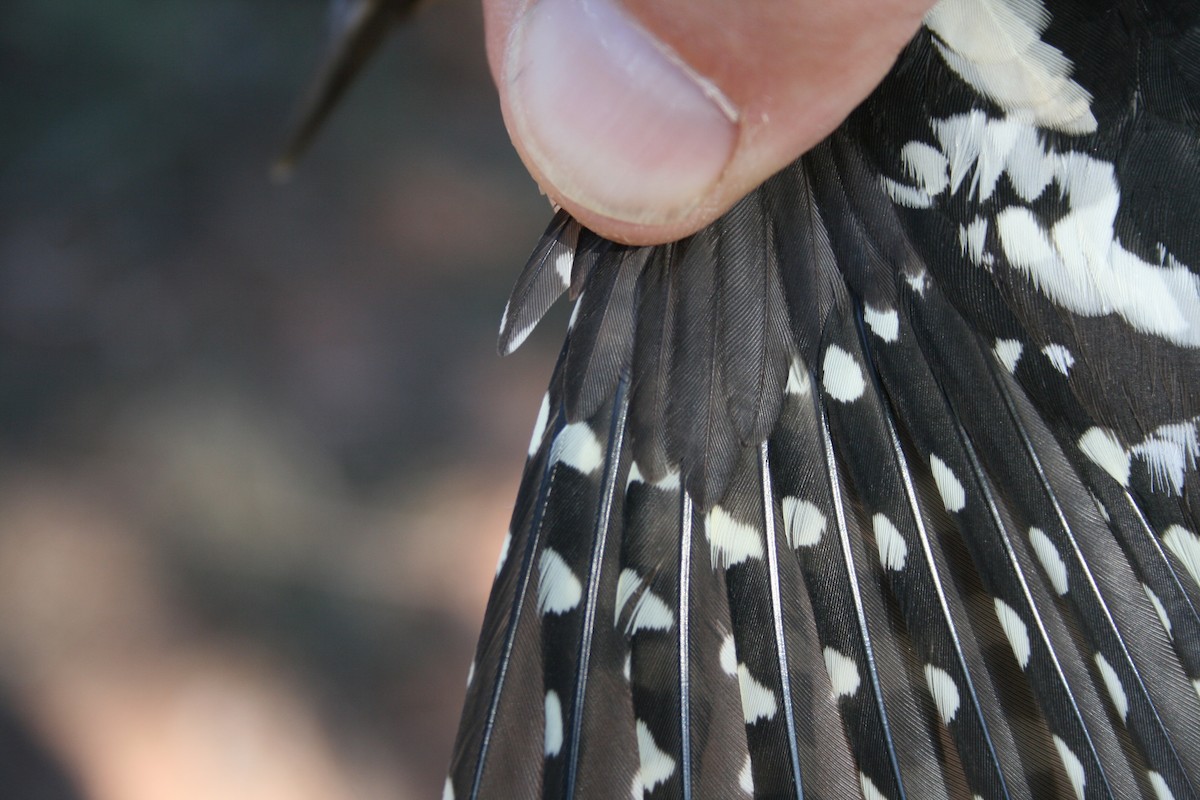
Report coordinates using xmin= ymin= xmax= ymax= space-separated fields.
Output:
xmin=615 ymin=569 xmax=643 ymax=626
xmin=873 ymin=513 xmax=908 ymax=571
xmin=442 ymin=777 xmax=455 ymax=800
xmin=719 ymin=634 xmax=738 ymax=676
xmin=1079 ymin=427 xmax=1131 ymax=486
xmin=882 ymin=175 xmax=934 ymax=208
xmin=1149 ymin=771 xmax=1177 ymax=800
xmin=786 ymin=357 xmax=811 ymax=396
xmin=1042 ymin=343 xmax=1075 ymax=376
xmin=993 ymin=338 xmax=1024 ymax=373
xmin=1130 ymin=419 xmax=1200 ymax=496
xmin=738 ymin=756 xmax=754 ymax=794
xmin=824 ymin=647 xmax=861 ymax=698
xmin=960 ymin=216 xmax=993 ymax=267
xmin=930 ymin=454 xmax=967 ymax=512
xmin=924 ymin=664 xmax=961 ymax=724
xmin=864 ymin=304 xmax=900 ymax=343
xmin=782 ymin=497 xmax=826 ymax=548
xmin=1144 ymin=584 xmax=1173 ymax=639
xmin=538 ymin=549 xmax=583 ymax=615
xmin=529 ymin=392 xmax=551 ymax=456
xmin=1093 ymin=652 xmax=1128 ymax=723
xmin=1053 ymin=735 xmax=1086 ymax=800
xmin=902 ymin=140 xmax=950 ymax=195
xmin=635 ymin=720 xmax=676 ymax=791
xmin=544 ymin=691 xmax=564 ymax=756
xmin=737 ymin=665 xmax=778 ymax=724
xmin=495 ymin=529 xmax=512 ymax=577
xmin=654 ymin=470 xmax=681 ymax=491
xmin=550 ymin=422 xmax=604 ymax=474
xmin=995 ymin=598 xmax=1031 ymax=668
xmin=627 ymin=459 xmax=644 ymax=487
xmin=1163 ymin=525 xmax=1200 ymax=588
xmin=1029 ymin=527 xmax=1069 ymax=595
xmin=860 ymin=772 xmax=888 ymax=800
xmin=924 ymin=0 xmax=1097 ymax=133
xmin=706 ymin=506 xmax=764 ymax=568
xmin=822 ymin=345 xmax=867 ymax=402
xmin=623 ymin=652 xmax=631 ymax=682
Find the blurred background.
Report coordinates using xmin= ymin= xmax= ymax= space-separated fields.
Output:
xmin=1 ymin=2 xmax=560 ymax=797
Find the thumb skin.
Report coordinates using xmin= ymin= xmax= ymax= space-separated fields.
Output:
xmin=483 ymin=0 xmax=936 ymax=246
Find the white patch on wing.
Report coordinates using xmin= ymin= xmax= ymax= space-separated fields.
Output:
xmin=864 ymin=304 xmax=900 ymax=343
xmin=860 ymin=772 xmax=888 ymax=800
xmin=873 ymin=513 xmax=908 ymax=571
xmin=901 ymin=140 xmax=950 ymax=195
xmin=782 ymin=497 xmax=826 ymax=548
xmin=1144 ymin=584 xmax=1173 ymax=639
xmin=719 ymin=634 xmax=738 ymax=676
xmin=626 ymin=460 xmax=644 ymax=487
xmin=529 ymin=392 xmax=551 ymax=456
xmin=993 ymin=338 xmax=1024 ymax=373
xmin=635 ymin=720 xmax=676 ymax=792
xmin=1053 ymin=735 xmax=1087 ymax=800
xmin=538 ymin=549 xmax=583 ymax=615
xmin=882 ymin=175 xmax=933 ymax=208
xmin=1130 ymin=419 xmax=1200 ymax=495
xmin=706 ymin=506 xmax=764 ymax=568
xmin=960 ymin=216 xmax=993 ymax=267
xmin=1163 ymin=525 xmax=1200 ymax=589
xmin=615 ymin=569 xmax=643 ymax=626
xmin=823 ymin=647 xmax=861 ymax=698
xmin=1149 ymin=771 xmax=1177 ymax=800
xmin=786 ymin=357 xmax=812 ymax=396
xmin=738 ymin=756 xmax=754 ymax=794
xmin=1042 ymin=343 xmax=1075 ymax=375
xmin=1094 ymin=652 xmax=1128 ymax=722
xmin=1030 ymin=527 xmax=1069 ymax=595
xmin=822 ymin=345 xmax=867 ymax=402
xmin=737 ymin=665 xmax=778 ymax=724
xmin=442 ymin=777 xmax=455 ymax=800
xmin=994 ymin=598 xmax=1031 ymax=668
xmin=544 ymin=691 xmax=564 ymax=756
xmin=495 ymin=530 xmax=512 ymax=577
xmin=923 ymin=0 xmax=1097 ymax=133
xmin=1079 ymin=427 xmax=1131 ymax=487
xmin=654 ymin=471 xmax=681 ymax=490
xmin=550 ymin=422 xmax=604 ymax=474
xmin=924 ymin=664 xmax=961 ymax=724
xmin=553 ymin=244 xmax=573 ymax=288
xmin=930 ymin=455 xmax=967 ymax=512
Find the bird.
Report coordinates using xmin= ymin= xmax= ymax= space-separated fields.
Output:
xmin=289 ymin=1 xmax=1200 ymax=797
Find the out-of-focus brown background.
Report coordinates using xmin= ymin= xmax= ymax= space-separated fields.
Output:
xmin=1 ymin=2 xmax=558 ymax=797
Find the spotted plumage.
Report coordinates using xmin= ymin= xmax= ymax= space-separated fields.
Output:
xmin=288 ymin=0 xmax=1200 ymax=797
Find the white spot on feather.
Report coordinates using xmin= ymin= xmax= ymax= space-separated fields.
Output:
xmin=654 ymin=471 xmax=681 ymax=490
xmin=1043 ymin=343 xmax=1075 ymax=375
xmin=864 ymin=305 xmax=900 ymax=343
xmin=615 ymin=569 xmax=643 ymax=625
xmin=538 ymin=549 xmax=582 ymax=615
xmin=786 ymin=357 xmax=811 ymax=396
xmin=1144 ymin=584 xmax=1173 ymax=639
xmin=550 ymin=422 xmax=603 ymax=474
xmin=1094 ymin=652 xmax=1128 ymax=723
xmin=823 ymin=647 xmax=861 ymax=698
xmin=553 ymin=245 xmax=572 ymax=288
xmin=924 ymin=0 xmax=1097 ymax=133
xmin=529 ymin=392 xmax=551 ymax=456
xmin=1079 ymin=427 xmax=1131 ymax=486
xmin=782 ymin=497 xmax=826 ymax=548
xmin=930 ymin=455 xmax=966 ymax=512
xmin=995 ymin=598 xmax=1031 ymax=668
xmin=1149 ymin=771 xmax=1177 ymax=800
xmin=544 ymin=691 xmax=563 ymax=756
xmin=822 ymin=345 xmax=867 ymax=402
xmin=719 ymin=634 xmax=738 ymax=676
xmin=635 ymin=720 xmax=676 ymax=792
xmin=1053 ymin=735 xmax=1087 ymax=800
xmin=738 ymin=756 xmax=754 ymax=794
xmin=1163 ymin=525 xmax=1200 ymax=589
xmin=882 ymin=176 xmax=933 ymax=208
xmin=1131 ymin=420 xmax=1200 ymax=496
xmin=960 ymin=216 xmax=993 ymax=267
xmin=873 ymin=513 xmax=908 ymax=571
xmin=737 ymin=665 xmax=778 ymax=724
xmin=993 ymin=338 xmax=1023 ymax=373
xmin=706 ymin=506 xmax=764 ymax=568
xmin=902 ymin=140 xmax=950 ymax=196
xmin=860 ymin=772 xmax=888 ymax=800
xmin=1030 ymin=527 xmax=1068 ymax=595
xmin=627 ymin=588 xmax=673 ymax=634
xmin=495 ymin=530 xmax=512 ymax=577
xmin=627 ymin=460 xmax=644 ymax=487
xmin=623 ymin=653 xmax=631 ymax=682
xmin=442 ymin=778 xmax=455 ymax=800
xmin=924 ymin=664 xmax=961 ymax=724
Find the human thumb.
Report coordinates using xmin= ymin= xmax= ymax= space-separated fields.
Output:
xmin=484 ymin=0 xmax=936 ymax=245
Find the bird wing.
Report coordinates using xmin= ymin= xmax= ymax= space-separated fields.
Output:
xmin=447 ymin=1 xmax=1200 ymax=798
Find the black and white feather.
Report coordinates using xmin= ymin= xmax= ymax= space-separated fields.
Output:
xmin=447 ymin=1 xmax=1200 ymax=798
